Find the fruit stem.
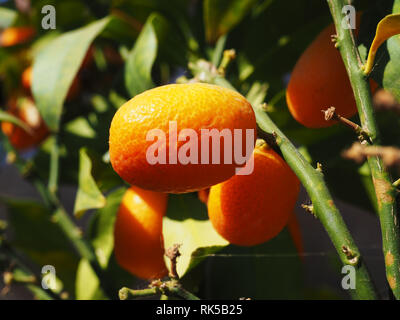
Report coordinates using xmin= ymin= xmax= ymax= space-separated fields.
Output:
xmin=166 ymin=243 xmax=182 ymax=280
xmin=328 ymin=0 xmax=400 ymax=299
xmin=254 ymin=105 xmax=378 ymax=300
xmin=322 ymin=107 xmax=370 ymax=141
xmin=217 ymin=49 xmax=236 ymax=75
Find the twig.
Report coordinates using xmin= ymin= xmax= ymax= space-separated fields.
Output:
xmin=322 ymin=107 xmax=370 ymax=141
xmin=165 ymin=244 xmax=182 ymax=280
xmin=342 ymin=142 xmax=400 ymax=169
xmin=328 ymin=0 xmax=400 ymax=298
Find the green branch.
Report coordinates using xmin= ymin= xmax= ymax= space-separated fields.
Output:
xmin=119 ymin=280 xmax=200 ymax=300
xmin=255 ymin=106 xmax=377 ymax=300
xmin=328 ymin=0 xmax=400 ymax=299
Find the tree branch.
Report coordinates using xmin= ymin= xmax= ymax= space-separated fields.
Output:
xmin=327 ymin=0 xmax=400 ymax=299
xmin=254 ymin=105 xmax=378 ymax=300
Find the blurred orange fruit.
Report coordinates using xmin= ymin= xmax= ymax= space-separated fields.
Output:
xmin=287 ymin=212 xmax=304 ymax=259
xmin=113 ymin=186 xmax=168 ymax=280
xmin=198 ymin=188 xmax=210 ymax=205
xmin=1 ymin=97 xmax=49 ymax=150
xmin=109 ymin=83 xmax=257 ymax=193
xmin=0 ymin=27 xmax=35 ymax=47
xmin=208 ymin=143 xmax=300 ymax=246
xmin=286 ymin=20 xmax=377 ymax=128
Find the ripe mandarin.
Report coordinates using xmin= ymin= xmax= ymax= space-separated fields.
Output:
xmin=1 ymin=97 xmax=49 ymax=150
xmin=208 ymin=143 xmax=300 ymax=246
xmin=113 ymin=186 xmax=168 ymax=280
xmin=286 ymin=20 xmax=377 ymax=128
xmin=109 ymin=83 xmax=257 ymax=193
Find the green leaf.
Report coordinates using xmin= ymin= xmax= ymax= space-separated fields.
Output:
xmin=32 ymin=17 xmax=111 ymax=131
xmin=75 ymin=259 xmax=107 ymax=300
xmin=4 ymin=198 xmax=79 ymax=295
xmin=204 ymin=0 xmax=258 ymax=43
xmin=0 ymin=110 xmax=32 ymax=134
xmin=0 ymin=7 xmax=17 ymax=28
xmin=73 ymin=148 xmax=106 ymax=218
xmin=125 ymin=14 xmax=158 ymax=97
xmin=162 ymin=194 xmax=229 ymax=277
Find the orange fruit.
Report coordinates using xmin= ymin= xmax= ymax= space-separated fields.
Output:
xmin=1 ymin=97 xmax=49 ymax=150
xmin=21 ymin=66 xmax=81 ymax=100
xmin=287 ymin=212 xmax=304 ymax=259
xmin=0 ymin=27 xmax=35 ymax=47
xmin=109 ymin=83 xmax=257 ymax=193
xmin=114 ymin=186 xmax=169 ymax=280
xmin=208 ymin=143 xmax=300 ymax=246
xmin=286 ymin=20 xmax=377 ymax=128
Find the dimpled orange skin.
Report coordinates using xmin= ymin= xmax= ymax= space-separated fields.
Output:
xmin=113 ymin=186 xmax=168 ymax=280
xmin=1 ymin=98 xmax=49 ymax=150
xmin=0 ymin=27 xmax=35 ymax=47
xmin=208 ymin=145 xmax=300 ymax=246
xmin=109 ymin=83 xmax=257 ymax=193
xmin=286 ymin=21 xmax=377 ymax=128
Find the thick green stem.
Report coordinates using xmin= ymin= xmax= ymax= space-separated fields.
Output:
xmin=48 ymin=134 xmax=60 ymax=195
xmin=119 ymin=287 xmax=158 ymax=300
xmin=255 ymin=106 xmax=377 ymax=300
xmin=328 ymin=0 xmax=400 ymax=298
xmin=119 ymin=281 xmax=200 ymax=300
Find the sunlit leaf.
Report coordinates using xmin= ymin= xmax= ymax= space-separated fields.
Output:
xmin=32 ymin=17 xmax=111 ymax=131
xmin=73 ymin=148 xmax=106 ymax=218
xmin=364 ymin=14 xmax=400 ymax=74
xmin=162 ymin=194 xmax=229 ymax=277
xmin=125 ymin=14 xmax=158 ymax=97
